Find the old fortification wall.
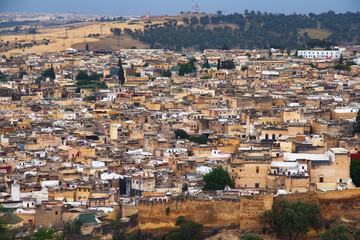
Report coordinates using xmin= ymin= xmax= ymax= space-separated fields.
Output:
xmin=277 ymin=189 xmax=360 ymax=228
xmin=138 ymin=195 xmax=273 ymax=232
xmin=138 ymin=189 xmax=360 ymax=233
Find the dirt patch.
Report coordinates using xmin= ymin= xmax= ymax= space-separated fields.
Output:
xmin=72 ymin=35 xmax=150 ymax=51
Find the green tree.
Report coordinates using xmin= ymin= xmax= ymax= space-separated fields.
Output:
xmin=0 ymin=221 xmax=12 ymax=240
xmin=174 ymin=129 xmax=189 ymax=139
xmin=111 ymin=220 xmax=126 ymax=240
xmin=63 ymin=220 xmax=83 ymax=239
xmin=189 ymin=58 xmax=196 ymax=70
xmin=189 ymin=135 xmax=209 ymax=144
xmin=350 ymin=159 xmax=360 ymax=187
xmin=261 ymin=200 xmax=323 ymax=240
xmin=19 ymin=71 xmax=27 ymax=78
xmin=354 ymin=228 xmax=360 ymax=240
xmin=168 ymin=218 xmax=203 ymax=240
xmin=339 ymin=54 xmax=344 ymax=65
xmin=319 ymin=224 xmax=351 ymax=240
xmin=85 ymin=43 xmax=89 ymax=51
xmin=354 ymin=110 xmax=360 ymax=134
xmin=178 ymin=63 xmax=194 ymax=76
xmin=175 ymin=216 xmax=186 ymax=226
xmin=43 ymin=65 xmax=55 ymax=79
xmin=118 ymin=59 xmax=125 ymax=85
xmin=203 ymin=58 xmax=210 ymax=69
xmin=162 ymin=69 xmax=172 ymax=77
xmin=89 ymin=72 xmax=101 ymax=81
xmin=217 ymin=59 xmax=221 ymax=70
xmin=76 ymin=71 xmax=89 ymax=80
xmin=241 ymin=233 xmax=263 ymax=240
xmin=182 ymin=18 xmax=189 ymax=24
xmin=221 ymin=59 xmax=235 ymax=69
xmin=31 ymin=226 xmax=60 ymax=240
xmin=203 ymin=166 xmax=235 ymax=190
xmin=181 ymin=183 xmax=188 ymax=192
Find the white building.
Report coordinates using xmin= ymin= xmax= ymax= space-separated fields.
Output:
xmin=298 ymin=50 xmax=340 ymax=59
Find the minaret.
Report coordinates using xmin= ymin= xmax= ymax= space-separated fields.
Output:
xmin=246 ymin=115 xmax=250 ymax=140
xmin=146 ymin=12 xmax=150 ymax=19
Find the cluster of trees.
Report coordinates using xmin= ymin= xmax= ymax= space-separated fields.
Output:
xmin=42 ymin=66 xmax=55 ymax=79
xmin=334 ymin=55 xmax=356 ymax=71
xmin=110 ymin=28 xmax=122 ymax=36
xmin=75 ymin=71 xmax=107 ymax=89
xmin=0 ymin=220 xmax=83 ymax=240
xmin=88 ymin=33 xmax=100 ymax=37
xmin=168 ymin=216 xmax=203 ymax=240
xmin=179 ymin=58 xmax=196 ymax=76
xmin=203 ymin=166 xmax=235 ymax=190
xmin=97 ymin=16 xmax=126 ymax=22
xmin=262 ymin=200 xmax=323 ymax=239
xmin=0 ymin=71 xmax=6 ymax=81
xmin=221 ymin=59 xmax=236 ymax=69
xmin=174 ymin=129 xmax=209 ymax=144
xmin=129 ymin=11 xmax=360 ymax=50
xmin=320 ymin=224 xmax=360 ymax=240
xmin=161 ymin=69 xmax=172 ymax=77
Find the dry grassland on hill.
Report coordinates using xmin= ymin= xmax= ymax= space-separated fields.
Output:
xmin=0 ymin=18 xmax=167 ymax=55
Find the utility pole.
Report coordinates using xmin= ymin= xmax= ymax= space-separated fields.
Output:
xmin=100 ymin=26 xmax=103 ymax=36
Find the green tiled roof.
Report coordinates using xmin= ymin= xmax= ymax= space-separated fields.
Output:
xmin=0 ymin=211 xmax=23 ymax=224
xmin=74 ymin=213 xmax=98 ymax=224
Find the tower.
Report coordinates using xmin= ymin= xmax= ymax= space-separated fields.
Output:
xmin=146 ymin=11 xmax=150 ymax=19
xmin=196 ymin=4 xmax=199 ymax=15
xmin=246 ymin=115 xmax=251 ymax=140
xmin=110 ymin=123 xmax=118 ymax=140
xmin=11 ymin=182 xmax=20 ymax=201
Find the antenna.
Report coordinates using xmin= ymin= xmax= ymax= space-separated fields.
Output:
xmin=65 ymin=28 xmax=68 ymax=39
xmin=192 ymin=0 xmax=195 ymax=13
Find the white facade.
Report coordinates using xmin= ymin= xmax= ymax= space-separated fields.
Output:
xmin=298 ymin=50 xmax=340 ymax=59
xmin=11 ymin=183 xmax=20 ymax=201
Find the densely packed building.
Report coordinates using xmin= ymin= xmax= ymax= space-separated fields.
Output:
xmin=0 ymin=46 xmax=359 ymax=235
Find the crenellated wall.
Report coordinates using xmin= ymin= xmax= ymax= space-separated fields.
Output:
xmin=138 ymin=189 xmax=360 ymax=233
xmin=138 ymin=195 xmax=273 ymax=232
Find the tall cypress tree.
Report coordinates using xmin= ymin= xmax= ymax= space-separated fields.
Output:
xmin=354 ymin=110 xmax=360 ymax=134
xmin=204 ymin=58 xmax=210 ymax=69
xmin=217 ymin=59 xmax=221 ymax=70
xmin=118 ymin=59 xmax=125 ymax=85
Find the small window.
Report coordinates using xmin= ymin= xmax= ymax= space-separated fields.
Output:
xmin=256 ymin=166 xmax=259 ymax=173
xmin=320 ymin=176 xmax=324 ymax=183
xmin=55 ymin=211 xmax=58 ymax=215
xmin=255 ymin=183 xmax=259 ymax=188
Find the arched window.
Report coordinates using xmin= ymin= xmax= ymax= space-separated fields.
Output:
xmin=265 ymin=133 xmax=269 ymax=140
xmin=272 ymin=134 xmax=276 ymax=140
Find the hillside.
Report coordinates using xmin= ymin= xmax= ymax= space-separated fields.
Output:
xmin=130 ymin=11 xmax=360 ymax=50
xmin=0 ymin=18 xmax=157 ymax=54
xmin=0 ymin=11 xmax=359 ymax=54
